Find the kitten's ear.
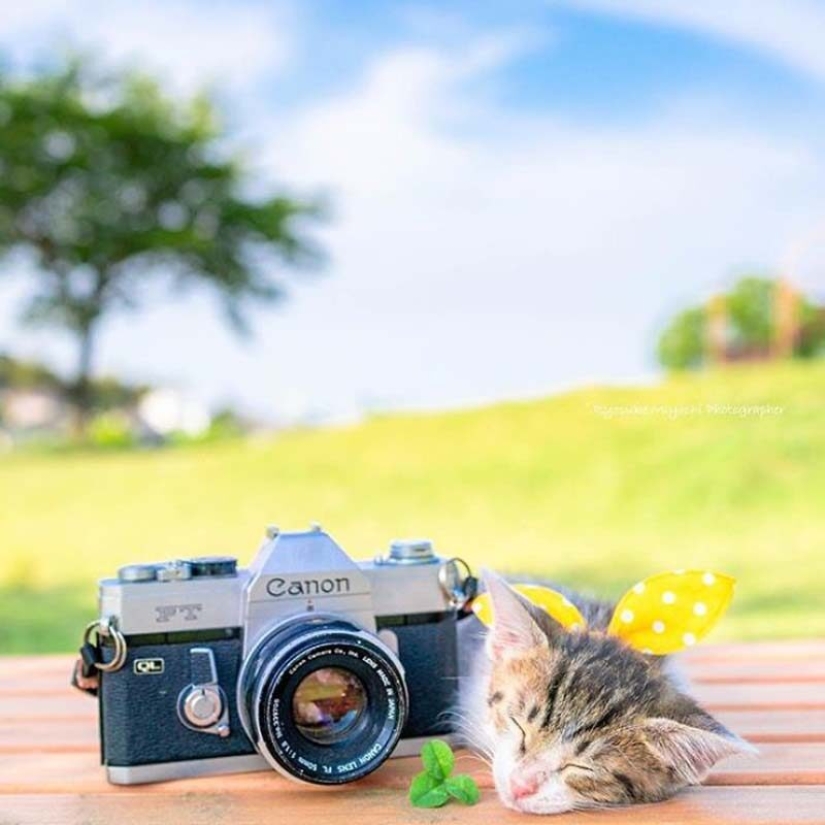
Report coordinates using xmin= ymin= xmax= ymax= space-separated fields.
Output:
xmin=481 ymin=570 xmax=550 ymax=659
xmin=640 ymin=715 xmax=756 ymax=784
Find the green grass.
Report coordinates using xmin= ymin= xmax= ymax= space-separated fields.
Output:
xmin=2 ymin=361 xmax=823 ymax=653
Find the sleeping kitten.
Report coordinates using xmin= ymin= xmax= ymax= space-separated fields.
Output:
xmin=455 ymin=572 xmax=754 ymax=815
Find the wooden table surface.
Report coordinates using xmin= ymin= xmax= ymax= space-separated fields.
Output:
xmin=1 ymin=640 xmax=824 ymax=824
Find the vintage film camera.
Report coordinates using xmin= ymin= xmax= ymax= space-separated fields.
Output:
xmin=77 ymin=525 xmax=476 ymax=785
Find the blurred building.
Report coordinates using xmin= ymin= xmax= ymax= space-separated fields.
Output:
xmin=137 ymin=388 xmax=211 ymax=438
xmin=0 ymin=387 xmax=69 ymax=437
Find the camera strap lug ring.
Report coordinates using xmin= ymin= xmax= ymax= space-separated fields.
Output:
xmin=83 ymin=618 xmax=128 ymax=672
xmin=438 ymin=557 xmax=477 ymax=610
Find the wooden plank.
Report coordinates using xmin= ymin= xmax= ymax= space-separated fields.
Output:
xmin=0 ymin=753 xmax=474 ymax=795
xmin=682 ymin=640 xmax=825 ymax=661
xmin=0 ymin=718 xmax=98 ymax=752
xmin=692 ymin=682 xmax=825 ymax=710
xmin=3 ymin=709 xmax=824 ymax=758
xmin=1 ymin=788 xmax=824 ymax=825
xmin=0 ymin=694 xmax=95 ymax=720
xmin=716 ymin=709 xmax=825 ymax=743
xmin=4 ymin=678 xmax=822 ymax=709
xmin=4 ymin=677 xmax=822 ymax=719
xmin=688 ymin=661 xmax=825 ymax=684
xmin=1 ymin=746 xmax=823 ymax=793
xmin=707 ymin=744 xmax=825 ymax=786
xmin=4 ymin=682 xmax=821 ymax=726
xmin=0 ymin=656 xmax=76 ymax=694
xmin=0 ymin=654 xmax=76 ymax=676
xmin=8 ymin=668 xmax=824 ymax=694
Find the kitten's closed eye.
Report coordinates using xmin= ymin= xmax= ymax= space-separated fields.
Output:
xmin=509 ymin=716 xmax=527 ymax=754
xmin=561 ymin=763 xmax=595 ymax=774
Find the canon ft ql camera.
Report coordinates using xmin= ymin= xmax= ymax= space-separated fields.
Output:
xmin=76 ymin=525 xmax=476 ymax=786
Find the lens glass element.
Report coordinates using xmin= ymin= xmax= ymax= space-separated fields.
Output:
xmin=239 ymin=618 xmax=409 ymax=784
xmin=292 ymin=667 xmax=367 ymax=744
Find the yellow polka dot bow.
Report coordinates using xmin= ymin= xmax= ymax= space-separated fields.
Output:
xmin=472 ymin=570 xmax=735 ymax=655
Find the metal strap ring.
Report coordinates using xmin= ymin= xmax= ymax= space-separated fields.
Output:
xmin=438 ymin=557 xmax=474 ymax=609
xmin=83 ymin=619 xmax=127 ymax=672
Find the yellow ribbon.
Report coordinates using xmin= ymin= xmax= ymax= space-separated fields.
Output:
xmin=472 ymin=570 xmax=735 ymax=655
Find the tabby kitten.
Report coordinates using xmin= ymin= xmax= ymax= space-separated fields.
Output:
xmin=456 ymin=572 xmax=754 ymax=815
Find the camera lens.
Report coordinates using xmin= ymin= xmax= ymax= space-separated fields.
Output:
xmin=238 ymin=616 xmax=408 ymax=785
xmin=292 ymin=667 xmax=367 ymax=745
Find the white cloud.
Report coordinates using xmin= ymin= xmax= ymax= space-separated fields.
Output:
xmin=551 ymin=0 xmax=825 ymax=83
xmin=0 ymin=0 xmax=292 ymax=94
xmin=2 ymin=19 xmax=823 ymax=417
xmin=212 ymin=37 xmax=821 ymax=413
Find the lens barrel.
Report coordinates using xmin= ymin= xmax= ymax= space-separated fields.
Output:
xmin=239 ymin=616 xmax=408 ymax=785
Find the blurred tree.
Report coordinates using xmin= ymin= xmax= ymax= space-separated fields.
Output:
xmin=726 ymin=277 xmax=775 ymax=353
xmin=0 ymin=60 xmax=322 ymax=432
xmin=656 ymin=307 xmax=705 ymax=370
xmin=797 ymin=303 xmax=825 ymax=358
xmin=657 ymin=275 xmax=825 ymax=370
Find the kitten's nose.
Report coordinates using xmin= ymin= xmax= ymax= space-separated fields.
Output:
xmin=510 ymin=769 xmax=545 ymax=800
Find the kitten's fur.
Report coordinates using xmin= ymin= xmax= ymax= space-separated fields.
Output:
xmin=455 ymin=572 xmax=754 ymax=815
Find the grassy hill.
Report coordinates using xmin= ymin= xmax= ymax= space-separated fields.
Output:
xmin=1 ymin=361 xmax=822 ymax=652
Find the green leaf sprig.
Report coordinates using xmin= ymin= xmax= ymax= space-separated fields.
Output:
xmin=409 ymin=739 xmax=481 ymax=808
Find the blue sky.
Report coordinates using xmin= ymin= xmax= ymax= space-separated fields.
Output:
xmin=1 ymin=1 xmax=824 ymax=422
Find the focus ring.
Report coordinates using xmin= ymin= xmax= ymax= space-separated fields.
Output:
xmin=241 ymin=619 xmax=408 ymax=785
